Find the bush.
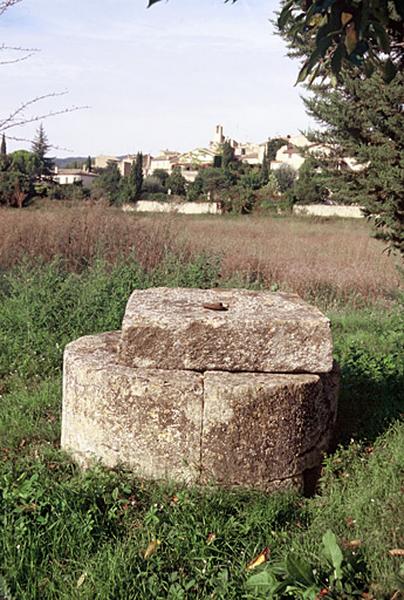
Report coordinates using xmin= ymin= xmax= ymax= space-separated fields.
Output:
xmin=143 ymin=176 xmax=165 ymax=194
xmin=274 ymin=164 xmax=297 ymax=193
xmin=291 ymin=157 xmax=330 ymax=204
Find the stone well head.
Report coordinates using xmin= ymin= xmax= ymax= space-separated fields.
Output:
xmin=62 ymin=288 xmax=339 ymax=493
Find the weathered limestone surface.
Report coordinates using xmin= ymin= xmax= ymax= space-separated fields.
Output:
xmin=62 ymin=332 xmax=203 ymax=483
xmin=118 ymin=288 xmax=333 ymax=374
xmin=61 ymin=328 xmax=339 ymax=493
xmin=201 ymin=366 xmax=339 ymax=491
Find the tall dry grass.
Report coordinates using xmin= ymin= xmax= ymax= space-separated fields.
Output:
xmin=0 ymin=205 xmax=401 ymax=305
xmin=0 ymin=204 xmax=188 ymax=273
xmin=177 ymin=215 xmax=402 ymax=305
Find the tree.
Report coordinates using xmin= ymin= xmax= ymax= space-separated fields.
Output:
xmin=143 ymin=175 xmax=165 ymax=194
xmin=121 ymin=153 xmax=144 ymax=202
xmin=221 ymin=141 xmax=235 ymax=169
xmin=195 ymin=167 xmax=229 ymax=200
xmin=93 ymin=162 xmax=122 ymax=205
xmin=133 ymin=152 xmax=144 ymax=200
xmin=278 ymin=0 xmax=403 ymax=84
xmin=266 ymin=138 xmax=287 ymax=162
xmin=274 ymin=164 xmax=296 ymax=193
xmin=290 ymin=156 xmax=329 ymax=205
xmin=302 ymin=73 xmax=403 ymax=252
xmin=147 ymin=0 xmax=403 ymax=84
xmin=1 ymin=1 xmax=86 ymax=149
xmin=187 ymin=176 xmax=203 ymax=201
xmin=278 ymin=1 xmax=403 ymax=253
xmin=0 ymin=149 xmax=36 ymax=207
xmin=167 ymin=166 xmax=186 ymax=196
xmin=260 ymin=151 xmax=269 ymax=185
xmin=31 ymin=123 xmax=53 ymax=178
xmin=86 ymin=156 xmax=92 ymax=173
xmin=1 ymin=133 xmax=6 ymax=156
xmin=152 ymin=168 xmax=169 ymax=188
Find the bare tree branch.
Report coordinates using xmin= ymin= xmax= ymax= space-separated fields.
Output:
xmin=0 ymin=0 xmax=88 ymax=148
xmin=0 ymin=92 xmax=69 ymax=129
xmin=0 ymin=52 xmax=36 ymax=65
xmin=0 ymin=0 xmax=22 ymax=16
xmin=0 ymin=91 xmax=89 ymax=133
xmin=0 ymin=43 xmax=39 ymax=65
xmin=1 ymin=105 xmax=90 ymax=132
xmin=5 ymin=134 xmax=74 ymax=153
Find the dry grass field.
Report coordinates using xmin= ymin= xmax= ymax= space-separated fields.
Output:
xmin=179 ymin=215 xmax=402 ymax=305
xmin=0 ymin=204 xmax=400 ymax=306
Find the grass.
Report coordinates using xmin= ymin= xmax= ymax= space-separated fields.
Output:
xmin=0 ymin=206 xmax=403 ymax=598
xmin=0 ymin=205 xmax=401 ymax=307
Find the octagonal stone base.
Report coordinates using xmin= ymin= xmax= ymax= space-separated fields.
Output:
xmin=62 ymin=332 xmax=339 ymax=492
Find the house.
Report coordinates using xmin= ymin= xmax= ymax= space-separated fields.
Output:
xmin=118 ymin=154 xmax=152 ymax=177
xmin=209 ymin=124 xmax=266 ymax=166
xmin=148 ymin=147 xmax=217 ymax=182
xmin=270 ymin=134 xmax=365 ymax=173
xmin=148 ymin=150 xmax=180 ymax=176
xmin=53 ymin=167 xmax=98 ymax=188
xmin=270 ymin=135 xmax=311 ymax=171
xmin=93 ymin=155 xmax=118 ymax=170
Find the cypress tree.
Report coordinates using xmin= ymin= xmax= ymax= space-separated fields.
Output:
xmin=124 ymin=152 xmax=144 ymax=202
xmin=86 ymin=156 xmax=92 ymax=172
xmin=222 ymin=141 xmax=235 ymax=170
xmin=133 ymin=152 xmax=144 ymax=200
xmin=260 ymin=151 xmax=269 ymax=185
xmin=1 ymin=134 xmax=7 ymax=156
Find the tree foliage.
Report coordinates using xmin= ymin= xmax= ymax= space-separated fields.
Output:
xmin=31 ymin=123 xmax=53 ymax=178
xmin=152 ymin=168 xmax=169 ymax=188
xmin=221 ymin=141 xmax=235 ymax=169
xmin=302 ymin=73 xmax=403 ymax=252
xmin=278 ymin=0 xmax=403 ymax=84
xmin=277 ymin=0 xmax=403 ymax=253
xmin=167 ymin=166 xmax=186 ymax=196
xmin=93 ymin=162 xmax=122 ymax=205
xmin=121 ymin=153 xmax=144 ymax=202
xmin=260 ymin=151 xmax=269 ymax=185
xmin=266 ymin=137 xmax=287 ymax=162
xmin=0 ymin=133 xmax=6 ymax=156
xmin=0 ymin=149 xmax=35 ymax=207
xmin=290 ymin=156 xmax=329 ymax=204
xmin=274 ymin=164 xmax=297 ymax=193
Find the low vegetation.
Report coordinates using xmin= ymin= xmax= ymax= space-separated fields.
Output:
xmin=0 ymin=206 xmax=400 ymax=306
xmin=0 ymin=206 xmax=402 ymax=599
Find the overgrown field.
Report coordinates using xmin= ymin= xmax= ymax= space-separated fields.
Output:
xmin=0 ymin=206 xmax=403 ymax=599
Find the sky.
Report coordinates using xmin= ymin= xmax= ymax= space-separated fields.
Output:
xmin=1 ymin=0 xmax=313 ymax=156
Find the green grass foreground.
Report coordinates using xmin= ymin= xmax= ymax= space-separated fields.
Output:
xmin=0 ymin=258 xmax=403 ymax=599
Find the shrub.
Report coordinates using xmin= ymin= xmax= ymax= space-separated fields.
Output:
xmin=142 ymin=176 xmax=165 ymax=194
xmin=274 ymin=164 xmax=297 ymax=193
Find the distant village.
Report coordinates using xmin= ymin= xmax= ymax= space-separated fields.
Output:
xmin=54 ymin=125 xmax=360 ymax=189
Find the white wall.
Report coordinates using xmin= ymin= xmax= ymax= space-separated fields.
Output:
xmin=122 ymin=201 xmax=222 ymax=215
xmin=293 ymin=204 xmax=365 ymax=219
